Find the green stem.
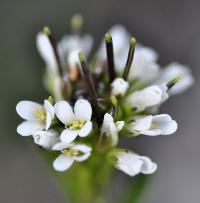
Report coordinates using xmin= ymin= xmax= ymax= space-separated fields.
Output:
xmin=123 ymin=37 xmax=136 ymax=80
xmin=121 ymin=175 xmax=149 ymax=203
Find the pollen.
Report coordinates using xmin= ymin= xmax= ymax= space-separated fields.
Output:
xmin=150 ymin=123 xmax=158 ymax=129
xmin=68 ymin=119 xmax=86 ymax=130
xmin=35 ymin=108 xmax=46 ymax=123
xmin=61 ymin=147 xmax=79 ymax=156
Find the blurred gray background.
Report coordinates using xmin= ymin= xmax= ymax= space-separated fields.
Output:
xmin=0 ymin=0 xmax=200 ymax=202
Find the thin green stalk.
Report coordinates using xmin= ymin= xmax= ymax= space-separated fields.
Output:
xmin=123 ymin=37 xmax=136 ymax=80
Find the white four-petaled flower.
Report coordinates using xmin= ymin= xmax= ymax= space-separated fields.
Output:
xmin=156 ymin=62 xmax=194 ymax=95
xmin=101 ymin=113 xmax=124 ymax=147
xmin=53 ymin=142 xmax=92 ymax=172
xmin=54 ymin=99 xmax=92 ymax=143
xmin=114 ymin=151 xmax=157 ymax=177
xmin=129 ymin=114 xmax=177 ymax=136
xmin=16 ymin=100 xmax=54 ymax=136
xmin=126 ymin=85 xmax=163 ymax=112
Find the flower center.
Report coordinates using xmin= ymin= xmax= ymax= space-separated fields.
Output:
xmin=35 ymin=108 xmax=46 ymax=123
xmin=150 ymin=123 xmax=158 ymax=130
xmin=68 ymin=119 xmax=86 ymax=130
xmin=61 ymin=147 xmax=79 ymax=156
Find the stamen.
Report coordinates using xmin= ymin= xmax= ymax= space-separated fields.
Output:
xmin=68 ymin=119 xmax=86 ymax=130
xmin=123 ymin=37 xmax=136 ymax=80
xmin=62 ymin=147 xmax=79 ymax=156
xmin=105 ymin=33 xmax=116 ymax=83
xmin=35 ymin=108 xmax=46 ymax=123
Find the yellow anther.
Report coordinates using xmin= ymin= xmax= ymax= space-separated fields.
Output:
xmin=150 ymin=123 xmax=158 ymax=130
xmin=61 ymin=147 xmax=79 ymax=156
xmin=34 ymin=108 xmax=46 ymax=123
xmin=68 ymin=119 xmax=86 ymax=130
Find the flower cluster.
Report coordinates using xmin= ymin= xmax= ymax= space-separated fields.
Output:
xmin=16 ymin=15 xmax=193 ymax=177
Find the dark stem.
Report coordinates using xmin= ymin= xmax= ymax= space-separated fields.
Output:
xmin=123 ymin=37 xmax=136 ymax=80
xmin=105 ymin=33 xmax=116 ymax=83
xmin=79 ymin=52 xmax=99 ymax=115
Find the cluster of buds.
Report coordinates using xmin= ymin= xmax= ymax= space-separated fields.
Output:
xmin=16 ymin=15 xmax=193 ymax=176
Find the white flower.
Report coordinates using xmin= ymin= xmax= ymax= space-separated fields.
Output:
xmin=58 ymin=34 xmax=93 ymax=68
xmin=111 ymin=77 xmax=129 ymax=96
xmin=52 ymin=142 xmax=92 ymax=172
xmin=148 ymin=84 xmax=169 ymax=114
xmin=129 ymin=114 xmax=177 ymax=136
xmin=16 ymin=100 xmax=54 ymax=136
xmin=156 ymin=63 xmax=194 ymax=95
xmin=97 ymin=25 xmax=130 ymax=70
xmin=33 ymin=129 xmax=59 ymax=150
xmin=114 ymin=151 xmax=157 ymax=176
xmin=101 ymin=113 xmax=124 ymax=147
xmin=126 ymin=85 xmax=163 ymax=112
xmin=54 ymin=99 xmax=92 ymax=143
xmin=128 ymin=46 xmax=160 ymax=82
xmin=36 ymin=32 xmax=58 ymax=75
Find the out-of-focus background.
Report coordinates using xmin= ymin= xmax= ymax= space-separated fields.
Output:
xmin=0 ymin=0 xmax=199 ymax=202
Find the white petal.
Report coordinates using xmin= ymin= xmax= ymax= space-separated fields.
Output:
xmin=157 ymin=63 xmax=194 ymax=95
xmin=60 ymin=129 xmax=79 ymax=143
xmin=116 ymin=121 xmax=125 ymax=132
xmin=103 ymin=113 xmax=114 ymax=124
xmin=126 ymin=86 xmax=162 ymax=111
xmin=67 ymin=49 xmax=80 ymax=67
xmin=110 ymin=129 xmax=118 ymax=147
xmin=45 ymin=112 xmax=52 ymax=130
xmin=79 ymin=121 xmax=92 ymax=137
xmin=44 ymin=100 xmax=54 ymax=119
xmin=111 ymin=78 xmax=129 ymax=96
xmin=52 ymin=142 xmax=72 ymax=151
xmin=17 ymin=121 xmax=45 ymax=136
xmin=58 ymin=34 xmax=93 ymax=57
xmin=139 ymin=156 xmax=157 ymax=174
xmin=33 ymin=130 xmax=59 ymax=149
xmin=53 ymin=154 xmax=74 ymax=172
xmin=73 ymin=144 xmax=92 ymax=153
xmin=74 ymin=153 xmax=91 ymax=162
xmin=54 ymin=101 xmax=75 ymax=125
xmin=128 ymin=46 xmax=160 ymax=82
xmin=101 ymin=113 xmax=119 ymax=146
xmin=153 ymin=114 xmax=178 ymax=135
xmin=131 ymin=116 xmax=153 ymax=132
xmin=16 ymin=101 xmax=42 ymax=121
xmin=36 ymin=32 xmax=58 ymax=74
xmin=136 ymin=46 xmax=158 ymax=62
xmin=142 ymin=129 xmax=162 ymax=136
xmin=116 ymin=152 xmax=143 ymax=177
xmin=74 ymin=99 xmax=92 ymax=121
